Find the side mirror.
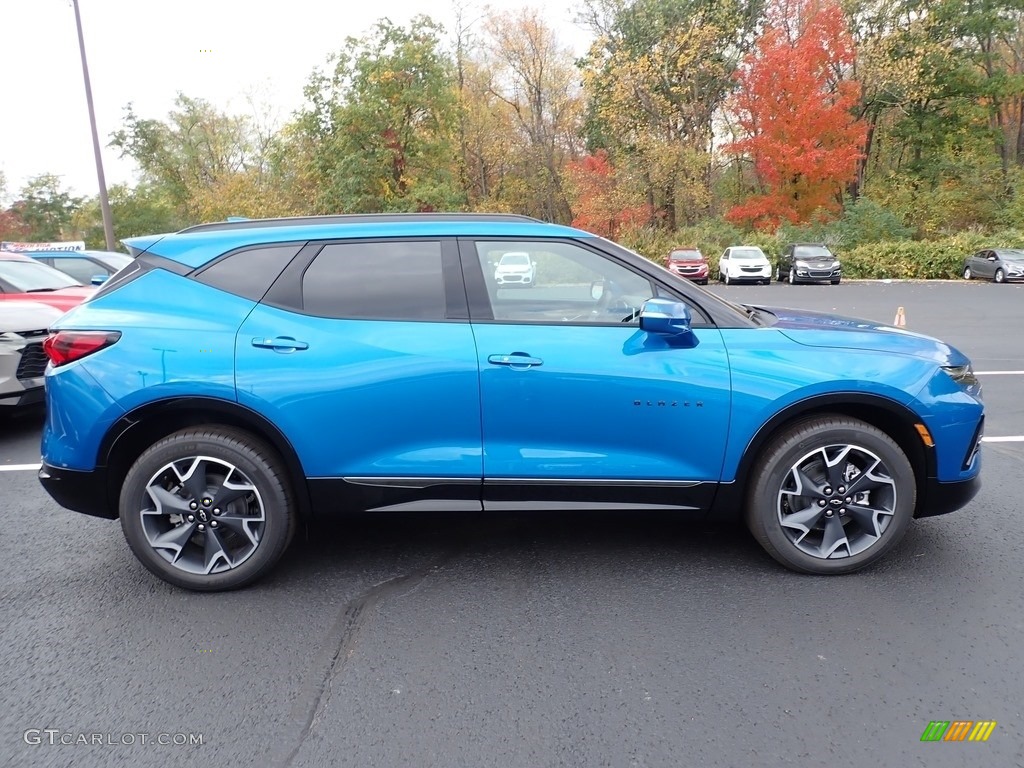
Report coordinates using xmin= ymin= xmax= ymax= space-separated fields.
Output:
xmin=640 ymin=298 xmax=692 ymax=337
xmin=988 ymin=255 xmax=998 ymax=261
xmin=91 ymin=274 xmax=107 ymax=285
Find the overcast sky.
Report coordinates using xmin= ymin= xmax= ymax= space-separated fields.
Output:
xmin=0 ymin=0 xmax=591 ymax=202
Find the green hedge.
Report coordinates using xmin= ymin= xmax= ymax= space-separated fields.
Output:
xmin=616 ymin=225 xmax=1024 ymax=280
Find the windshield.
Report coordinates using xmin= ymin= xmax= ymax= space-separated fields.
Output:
xmin=670 ymin=249 xmax=702 ymax=260
xmin=794 ymin=245 xmax=833 ymax=259
xmin=0 ymin=260 xmax=82 ymax=291
xmin=730 ymin=248 xmax=765 ymax=260
xmin=499 ymin=253 xmax=530 ymax=266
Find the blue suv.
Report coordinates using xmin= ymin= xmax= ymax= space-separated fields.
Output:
xmin=38 ymin=214 xmax=984 ymax=590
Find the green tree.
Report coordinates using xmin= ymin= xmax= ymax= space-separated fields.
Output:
xmin=16 ymin=174 xmax=84 ymax=241
xmin=71 ymin=183 xmax=185 ymax=248
xmin=111 ymin=93 xmax=292 ymax=222
xmin=291 ymin=16 xmax=465 ymax=213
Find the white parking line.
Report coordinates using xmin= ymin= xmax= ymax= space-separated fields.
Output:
xmin=983 ymin=436 xmax=1024 ymax=443
xmin=976 ymin=370 xmax=1024 ymax=375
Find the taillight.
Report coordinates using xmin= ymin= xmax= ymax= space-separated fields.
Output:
xmin=43 ymin=331 xmax=121 ymax=367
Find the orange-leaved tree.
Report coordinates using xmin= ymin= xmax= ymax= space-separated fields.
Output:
xmin=725 ymin=0 xmax=867 ymax=230
xmin=565 ymin=150 xmax=649 ymax=239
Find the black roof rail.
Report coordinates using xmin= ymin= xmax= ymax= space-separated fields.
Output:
xmin=177 ymin=212 xmax=547 ymax=234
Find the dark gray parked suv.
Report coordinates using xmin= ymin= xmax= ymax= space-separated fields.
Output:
xmin=775 ymin=243 xmax=842 ymax=285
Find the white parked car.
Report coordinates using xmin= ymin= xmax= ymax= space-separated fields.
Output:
xmin=493 ymin=252 xmax=536 ymax=287
xmin=718 ymin=246 xmax=772 ymax=285
xmin=0 ymin=300 xmax=62 ymax=409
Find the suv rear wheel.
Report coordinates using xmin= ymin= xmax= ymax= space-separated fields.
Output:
xmin=119 ymin=426 xmax=295 ymax=591
xmin=745 ymin=416 xmax=915 ymax=574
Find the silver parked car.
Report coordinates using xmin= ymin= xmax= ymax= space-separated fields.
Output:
xmin=0 ymin=301 xmax=62 ymax=409
xmin=962 ymin=249 xmax=1024 ymax=283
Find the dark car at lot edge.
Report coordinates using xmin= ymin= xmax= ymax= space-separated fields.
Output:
xmin=665 ymin=246 xmax=708 ymax=284
xmin=962 ymin=248 xmax=1024 ymax=283
xmin=775 ymin=243 xmax=843 ymax=285
xmin=37 ymin=213 xmax=983 ymax=591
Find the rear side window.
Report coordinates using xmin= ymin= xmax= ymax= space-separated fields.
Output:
xmin=301 ymin=241 xmax=445 ymax=320
xmin=193 ymin=245 xmax=300 ymax=301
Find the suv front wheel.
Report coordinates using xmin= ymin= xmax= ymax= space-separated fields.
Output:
xmin=745 ymin=416 xmax=915 ymax=574
xmin=119 ymin=426 xmax=296 ymax=591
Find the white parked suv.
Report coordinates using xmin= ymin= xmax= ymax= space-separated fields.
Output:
xmin=494 ymin=252 xmax=536 ymax=287
xmin=718 ymin=246 xmax=772 ymax=285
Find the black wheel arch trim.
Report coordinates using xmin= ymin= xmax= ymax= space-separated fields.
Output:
xmin=710 ymin=392 xmax=937 ymax=519
xmin=96 ymin=396 xmax=313 ymax=521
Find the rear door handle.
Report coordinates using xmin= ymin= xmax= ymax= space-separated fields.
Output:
xmin=488 ymin=353 xmax=543 ymax=368
xmin=251 ymin=336 xmax=309 ymax=352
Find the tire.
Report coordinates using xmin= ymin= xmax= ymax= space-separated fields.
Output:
xmin=119 ymin=426 xmax=296 ymax=591
xmin=963 ymin=265 xmax=972 ymax=280
xmin=744 ymin=416 xmax=916 ymax=575
xmin=995 ymin=268 xmax=1005 ymax=283
xmin=775 ymin=266 xmax=782 ymax=282
xmin=699 ymin=279 xmax=708 ymax=286
xmin=724 ymin=271 xmax=732 ymax=285
xmin=788 ymin=268 xmax=797 ymax=285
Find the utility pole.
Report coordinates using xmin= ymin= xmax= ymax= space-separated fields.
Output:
xmin=72 ymin=0 xmax=116 ymax=250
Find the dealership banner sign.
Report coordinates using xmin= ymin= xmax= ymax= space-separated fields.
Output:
xmin=0 ymin=241 xmax=86 ymax=252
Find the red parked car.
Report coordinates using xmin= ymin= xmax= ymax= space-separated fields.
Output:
xmin=0 ymin=252 xmax=96 ymax=312
xmin=665 ymin=246 xmax=709 ymax=285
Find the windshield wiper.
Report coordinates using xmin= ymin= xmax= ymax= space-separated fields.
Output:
xmin=26 ymin=288 xmax=60 ymax=293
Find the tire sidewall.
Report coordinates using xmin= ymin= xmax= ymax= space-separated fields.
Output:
xmin=747 ymin=422 xmax=916 ymax=574
xmin=119 ymin=431 xmax=292 ymax=591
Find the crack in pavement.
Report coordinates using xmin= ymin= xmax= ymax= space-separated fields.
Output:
xmin=276 ymin=548 xmax=465 ymax=768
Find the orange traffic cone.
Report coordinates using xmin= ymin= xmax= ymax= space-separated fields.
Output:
xmin=893 ymin=306 xmax=906 ymax=327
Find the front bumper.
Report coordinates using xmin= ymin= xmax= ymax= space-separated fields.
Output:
xmin=38 ymin=461 xmax=116 ymax=519
xmin=916 ymin=473 xmax=982 ymax=518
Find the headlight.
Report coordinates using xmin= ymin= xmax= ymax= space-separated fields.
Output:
xmin=831 ymin=261 xmax=841 ymax=268
xmin=794 ymin=260 xmax=809 ymax=268
xmin=942 ymin=364 xmax=982 ymax=398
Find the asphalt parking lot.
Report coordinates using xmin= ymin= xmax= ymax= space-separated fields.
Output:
xmin=1 ymin=281 xmax=1022 ymax=768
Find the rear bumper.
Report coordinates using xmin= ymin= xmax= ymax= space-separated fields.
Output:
xmin=916 ymin=473 xmax=981 ymax=518
xmin=38 ymin=462 xmax=116 ymax=519
xmin=0 ymin=385 xmax=44 ymax=407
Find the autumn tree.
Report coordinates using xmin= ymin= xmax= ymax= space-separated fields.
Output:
xmin=726 ymin=0 xmax=868 ymax=229
xmin=564 ymin=150 xmax=649 ymax=236
xmin=581 ymin=0 xmax=762 ymax=228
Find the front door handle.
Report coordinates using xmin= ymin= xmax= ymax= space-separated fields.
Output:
xmin=488 ymin=353 xmax=543 ymax=368
xmin=251 ymin=336 xmax=309 ymax=352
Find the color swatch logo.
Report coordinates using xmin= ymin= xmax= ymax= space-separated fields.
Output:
xmin=921 ymin=721 xmax=997 ymax=742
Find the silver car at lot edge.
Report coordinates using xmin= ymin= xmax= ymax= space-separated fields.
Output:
xmin=962 ymin=248 xmax=1024 ymax=283
xmin=0 ymin=301 xmax=62 ymax=409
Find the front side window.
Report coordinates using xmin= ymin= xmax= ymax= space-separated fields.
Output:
xmin=302 ymin=240 xmax=446 ymax=320
xmin=476 ymin=240 xmax=655 ymax=324
xmin=46 ymin=257 xmax=106 ymax=284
